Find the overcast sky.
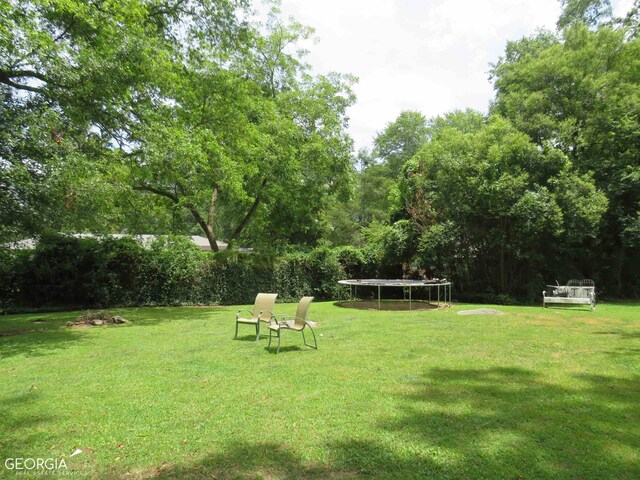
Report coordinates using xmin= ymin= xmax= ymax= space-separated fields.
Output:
xmin=274 ymin=0 xmax=634 ymax=153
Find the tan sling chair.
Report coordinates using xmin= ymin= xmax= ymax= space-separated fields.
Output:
xmin=268 ymin=296 xmax=317 ymax=354
xmin=234 ymin=293 xmax=278 ymax=341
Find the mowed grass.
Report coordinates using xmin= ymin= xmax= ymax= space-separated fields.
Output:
xmin=1 ymin=301 xmax=639 ymax=479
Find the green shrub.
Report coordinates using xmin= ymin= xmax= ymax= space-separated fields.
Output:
xmin=334 ymin=246 xmax=377 ymax=279
xmin=95 ymin=237 xmax=145 ymax=306
xmin=305 ymin=247 xmax=346 ymax=300
xmin=0 ymin=236 xmax=400 ymax=311
xmin=25 ymin=234 xmax=105 ymax=307
xmin=272 ymin=251 xmax=313 ymax=303
xmin=137 ymin=237 xmax=206 ymax=305
xmin=0 ymin=248 xmax=23 ymax=311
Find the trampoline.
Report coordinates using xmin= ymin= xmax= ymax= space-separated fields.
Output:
xmin=337 ymin=279 xmax=452 ymax=310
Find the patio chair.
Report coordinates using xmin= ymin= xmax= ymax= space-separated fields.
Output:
xmin=268 ymin=296 xmax=317 ymax=354
xmin=235 ymin=293 xmax=278 ymax=341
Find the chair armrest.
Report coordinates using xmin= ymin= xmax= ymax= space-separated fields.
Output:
xmin=258 ymin=310 xmax=276 ymax=322
xmin=236 ymin=309 xmax=254 ymax=319
xmin=270 ymin=314 xmax=294 ymax=326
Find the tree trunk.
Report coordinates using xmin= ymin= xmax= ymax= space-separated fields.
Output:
xmin=614 ymin=245 xmax=624 ymax=297
xmin=134 ymin=183 xmax=220 ymax=252
xmin=499 ymin=245 xmax=506 ymax=294
xmin=186 ymin=204 xmax=219 ymax=252
xmin=228 ymin=179 xmax=268 ymax=249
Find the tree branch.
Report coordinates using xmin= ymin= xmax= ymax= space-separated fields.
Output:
xmin=184 ymin=201 xmax=219 ymax=252
xmin=53 ymin=19 xmax=77 ymax=43
xmin=134 ymin=182 xmax=219 ymax=251
xmin=228 ymin=178 xmax=268 ymax=246
xmin=0 ymin=69 xmax=51 ymax=82
xmin=0 ymin=76 xmax=46 ymax=94
xmin=0 ymin=69 xmax=68 ymax=93
xmin=133 ymin=184 xmax=179 ymax=203
xmin=207 ymin=186 xmax=218 ymax=227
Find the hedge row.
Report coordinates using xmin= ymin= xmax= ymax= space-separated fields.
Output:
xmin=0 ymin=235 xmax=386 ymax=311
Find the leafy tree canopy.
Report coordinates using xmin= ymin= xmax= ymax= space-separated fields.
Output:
xmin=401 ymin=112 xmax=607 ymax=297
xmin=0 ymin=0 xmax=356 ymax=251
xmin=491 ymin=3 xmax=640 ymax=294
xmin=373 ymin=110 xmax=428 ymax=179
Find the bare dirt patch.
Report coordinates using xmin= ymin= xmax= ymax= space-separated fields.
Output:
xmin=457 ymin=308 xmax=504 ymax=316
xmin=66 ymin=311 xmax=128 ymax=327
xmin=334 ymin=300 xmax=441 ymax=311
xmin=186 ymin=305 xmax=225 ymax=309
xmin=0 ymin=329 xmax=48 ymax=337
xmin=30 ymin=318 xmax=51 ymax=324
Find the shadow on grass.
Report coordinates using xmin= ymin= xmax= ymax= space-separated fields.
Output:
xmin=593 ymin=330 xmax=640 ymax=358
xmin=593 ymin=330 xmax=640 ymax=340
xmin=0 ymin=328 xmax=88 ymax=359
xmin=0 ymin=307 xmax=234 ymax=359
xmin=109 ymin=367 xmax=640 ymax=480
xmin=263 ymin=345 xmax=304 ymax=355
xmin=148 ymin=442 xmax=332 ymax=480
xmin=541 ymin=305 xmax=595 ymax=312
xmin=0 ymin=392 xmax=56 ymax=459
xmin=372 ymin=367 xmax=640 ymax=479
xmin=234 ymin=334 xmax=261 ymax=342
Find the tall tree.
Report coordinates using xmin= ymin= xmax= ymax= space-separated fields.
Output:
xmin=373 ymin=110 xmax=428 ymax=179
xmin=1 ymin=0 xmax=356 ymax=250
xmin=401 ymin=112 xmax=607 ymax=299
xmin=491 ymin=7 xmax=640 ymax=295
xmin=557 ymin=0 xmax=612 ymax=29
xmin=0 ymin=0 xmax=249 ymax=241
xmin=128 ymin=12 xmax=355 ymax=251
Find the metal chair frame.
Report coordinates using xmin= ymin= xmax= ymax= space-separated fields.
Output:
xmin=234 ymin=293 xmax=278 ymax=341
xmin=268 ymin=296 xmax=317 ymax=354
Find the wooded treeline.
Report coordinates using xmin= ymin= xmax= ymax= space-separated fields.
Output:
xmin=1 ymin=0 xmax=639 ymax=302
xmin=329 ymin=0 xmax=640 ymax=300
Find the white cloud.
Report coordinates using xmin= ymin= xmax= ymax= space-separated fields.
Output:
xmin=276 ymin=0 xmax=634 ymax=152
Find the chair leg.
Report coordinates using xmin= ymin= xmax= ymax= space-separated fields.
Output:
xmin=303 ymin=326 xmax=318 ymax=350
xmin=276 ymin=330 xmax=281 ymax=354
xmin=268 ymin=328 xmax=273 ymax=347
xmin=255 ymin=322 xmax=260 ymax=341
xmin=234 ymin=321 xmax=238 ymax=339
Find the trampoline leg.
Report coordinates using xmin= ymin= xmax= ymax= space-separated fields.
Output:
xmin=409 ymin=286 xmax=412 ymax=311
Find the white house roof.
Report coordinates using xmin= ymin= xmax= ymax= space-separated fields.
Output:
xmin=5 ymin=234 xmax=252 ymax=252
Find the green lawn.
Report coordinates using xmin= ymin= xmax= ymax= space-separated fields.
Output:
xmin=1 ymin=301 xmax=639 ymax=479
